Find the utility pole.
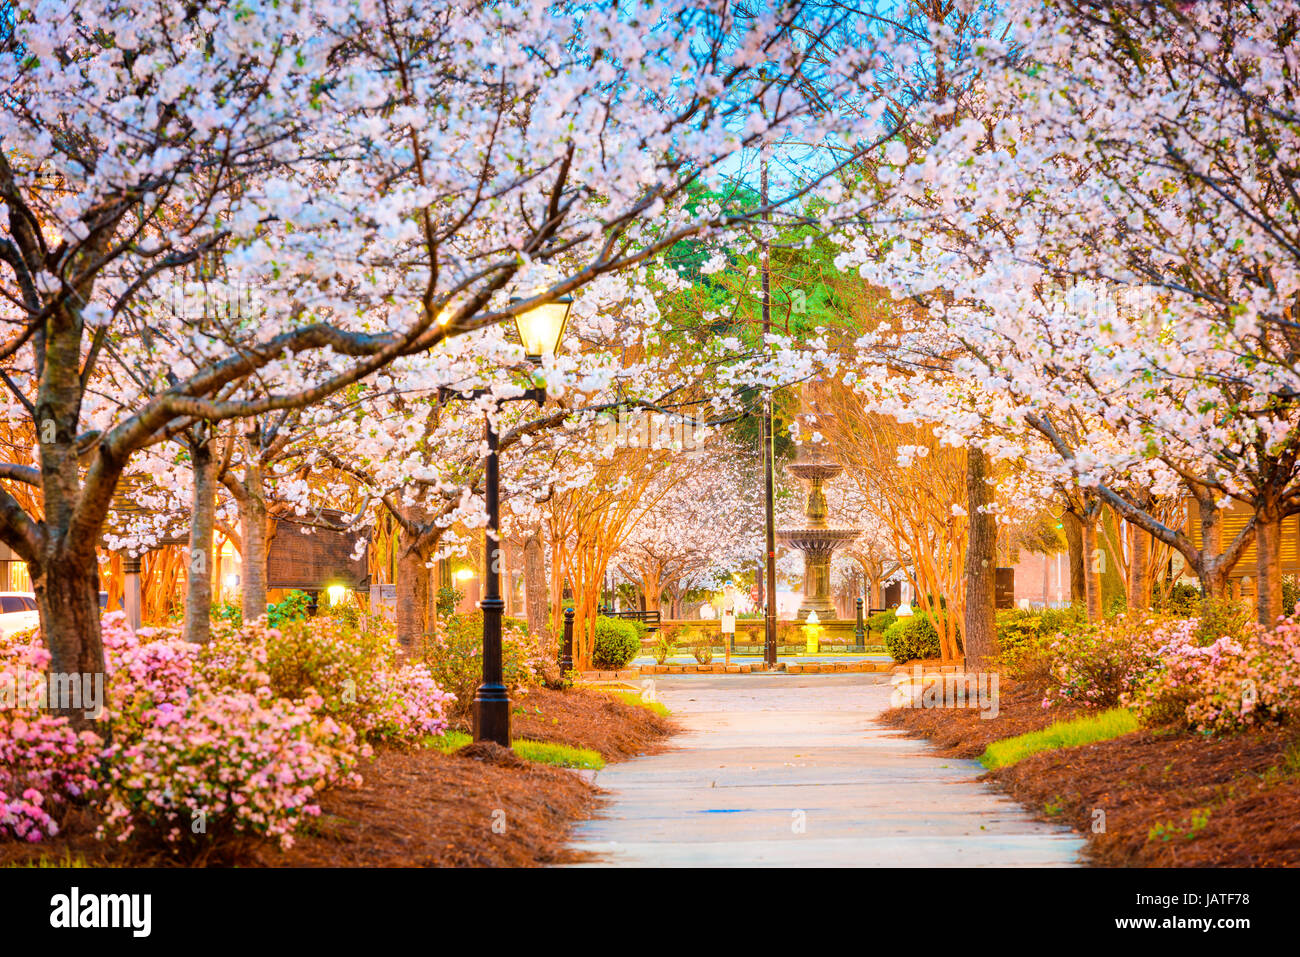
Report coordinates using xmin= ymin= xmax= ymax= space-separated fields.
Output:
xmin=761 ymin=156 xmax=778 ymax=667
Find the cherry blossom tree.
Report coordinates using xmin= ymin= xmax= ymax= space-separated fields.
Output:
xmin=0 ymin=0 xmax=908 ymax=716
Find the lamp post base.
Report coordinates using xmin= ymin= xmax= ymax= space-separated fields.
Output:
xmin=472 ymin=684 xmax=511 ymax=747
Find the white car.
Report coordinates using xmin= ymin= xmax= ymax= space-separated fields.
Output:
xmin=0 ymin=591 xmax=39 ymax=638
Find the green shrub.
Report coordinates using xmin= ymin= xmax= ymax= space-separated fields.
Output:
xmin=266 ymin=589 xmax=311 ymax=627
xmin=1037 ymin=605 xmax=1088 ymax=638
xmin=417 ymin=611 xmax=539 ymax=719
xmin=653 ymin=633 xmax=676 ymax=665
xmin=203 ymin=613 xmax=449 ymax=746
xmin=993 ymin=606 xmax=1088 ymax=682
xmin=210 ymin=598 xmax=242 ymax=626
xmin=994 ymin=609 xmax=1045 ymax=680
xmin=1193 ymin=597 xmax=1250 ymax=646
xmin=592 ymin=615 xmax=641 ymax=669
xmin=436 ymin=585 xmax=463 ymax=617
xmin=1284 ymin=576 xmax=1300 ymax=618
xmin=883 ymin=615 xmax=943 ymax=662
xmin=1155 ymin=581 xmax=1200 ymax=616
xmin=691 ymin=638 xmax=715 ymax=664
xmin=867 ymin=609 xmax=896 ymax=635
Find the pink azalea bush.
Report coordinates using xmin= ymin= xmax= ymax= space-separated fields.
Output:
xmin=1041 ymin=615 xmax=1168 ymax=709
xmin=0 ymin=639 xmax=103 ymax=842
xmin=97 ymin=613 xmax=367 ymax=849
xmin=1125 ymin=616 xmax=1300 ymax=734
xmin=0 ymin=611 xmax=453 ymax=848
xmin=246 ymin=615 xmax=453 ymax=744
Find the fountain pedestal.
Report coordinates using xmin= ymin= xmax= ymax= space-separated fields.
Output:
xmin=777 ymin=461 xmax=858 ymax=620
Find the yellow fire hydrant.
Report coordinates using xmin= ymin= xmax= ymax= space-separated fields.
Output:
xmin=804 ymin=610 xmax=822 ymax=654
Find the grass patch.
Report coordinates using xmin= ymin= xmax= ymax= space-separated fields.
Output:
xmin=511 ymin=739 xmax=604 ymax=769
xmin=425 ymin=730 xmax=472 ymax=752
xmin=423 ymin=731 xmax=604 ymax=769
xmin=980 ymin=708 xmax=1139 ymax=770
xmin=607 ymin=689 xmax=671 ymax=717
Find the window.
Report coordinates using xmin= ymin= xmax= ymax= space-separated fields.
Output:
xmin=0 ymin=596 xmax=24 ymax=613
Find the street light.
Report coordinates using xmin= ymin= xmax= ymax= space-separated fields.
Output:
xmin=513 ymin=296 xmax=573 ymax=363
xmin=458 ymin=295 xmax=574 ymax=746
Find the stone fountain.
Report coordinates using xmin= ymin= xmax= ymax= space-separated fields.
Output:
xmin=777 ymin=456 xmax=859 ymax=620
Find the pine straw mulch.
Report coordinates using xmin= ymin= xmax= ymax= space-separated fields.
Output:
xmin=0 ymin=687 xmax=677 ymax=869
xmin=879 ymin=679 xmax=1300 ymax=867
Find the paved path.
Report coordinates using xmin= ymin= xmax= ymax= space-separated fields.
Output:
xmin=567 ymin=673 xmax=1083 ymax=867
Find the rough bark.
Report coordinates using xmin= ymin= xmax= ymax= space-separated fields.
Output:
xmin=235 ymin=485 xmax=269 ymax=623
xmin=395 ymin=530 xmax=433 ymax=647
xmin=962 ymin=447 xmax=997 ymax=671
xmin=31 ymin=549 xmax=105 ymax=729
xmin=1063 ymin=511 xmax=1086 ymax=603
xmin=523 ymin=528 xmax=549 ymax=642
xmin=642 ymin=567 xmax=662 ymax=613
xmin=1126 ymin=520 xmax=1151 ymax=612
xmin=183 ymin=434 xmax=218 ymax=644
xmin=1256 ymin=505 xmax=1284 ymax=626
xmin=1081 ymin=515 xmax=1103 ymax=622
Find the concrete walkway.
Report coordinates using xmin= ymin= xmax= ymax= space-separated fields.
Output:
xmin=567 ymin=673 xmax=1083 ymax=867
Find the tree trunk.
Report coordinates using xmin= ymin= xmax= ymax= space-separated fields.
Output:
xmin=236 ymin=487 xmax=269 ymax=623
xmin=1063 ymin=511 xmax=1086 ymax=603
xmin=1196 ymin=495 xmax=1229 ymax=599
xmin=1081 ymin=516 xmax=1103 ymax=622
xmin=183 ymin=435 xmax=218 ymax=644
xmin=642 ymin=567 xmax=662 ymax=613
xmin=963 ymin=447 xmax=997 ymax=671
xmin=1126 ymin=520 xmax=1151 ymax=612
xmin=523 ymin=529 xmax=548 ymax=643
xmin=1256 ymin=506 xmax=1284 ymax=626
xmin=396 ymin=531 xmax=432 ymax=647
xmin=31 ymin=548 xmax=105 ymax=730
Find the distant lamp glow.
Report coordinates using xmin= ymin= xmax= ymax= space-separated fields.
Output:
xmin=806 ymin=610 xmax=820 ymax=625
xmin=512 ymin=296 xmax=573 ymax=363
xmin=455 ymin=568 xmax=476 ymax=582
xmin=896 ymin=601 xmax=914 ymax=618
xmin=327 ymin=584 xmax=347 ymax=606
xmin=223 ymin=573 xmax=239 ymax=590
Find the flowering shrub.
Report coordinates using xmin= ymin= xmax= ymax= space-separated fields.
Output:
xmin=1126 ymin=617 xmax=1300 ymax=734
xmin=1042 ymin=615 xmax=1167 ymax=709
xmin=210 ymin=616 xmax=452 ymax=745
xmin=98 ymin=687 xmax=363 ymax=849
xmin=0 ymin=611 xmax=453 ymax=849
xmin=97 ymin=614 xmax=368 ymax=848
xmin=0 ymin=635 xmax=102 ymax=842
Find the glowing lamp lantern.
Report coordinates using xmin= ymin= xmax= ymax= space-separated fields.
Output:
xmin=326 ymin=584 xmax=348 ymax=606
xmin=455 ymin=568 xmax=476 ymax=582
xmin=512 ymin=296 xmax=574 ymax=363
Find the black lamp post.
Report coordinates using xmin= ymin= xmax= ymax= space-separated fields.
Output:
xmin=444 ymin=295 xmax=573 ymax=747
